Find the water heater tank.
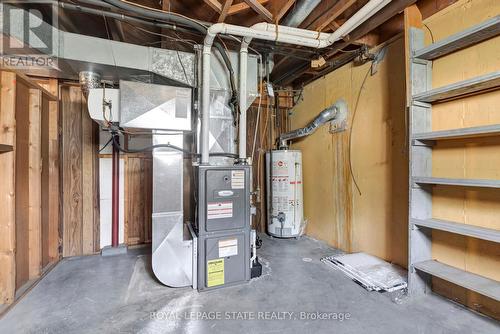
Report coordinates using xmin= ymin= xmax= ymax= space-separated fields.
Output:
xmin=266 ymin=150 xmax=304 ymax=238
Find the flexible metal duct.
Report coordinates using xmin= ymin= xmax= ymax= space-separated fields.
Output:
xmin=278 ymin=99 xmax=347 ymax=148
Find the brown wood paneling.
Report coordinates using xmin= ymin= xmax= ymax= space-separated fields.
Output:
xmin=60 ymin=84 xmax=99 ymax=257
xmin=15 ymin=81 xmax=30 ymax=290
xmin=61 ymin=86 xmax=83 ymax=257
xmin=0 ymin=71 xmax=17 ymax=304
xmin=82 ymin=98 xmax=95 ymax=254
xmin=125 ymin=156 xmax=152 ymax=245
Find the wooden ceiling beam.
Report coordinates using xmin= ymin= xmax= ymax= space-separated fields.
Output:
xmin=242 ymin=0 xmax=273 ymax=22
xmin=275 ymin=0 xmax=296 ymax=23
xmin=218 ymin=0 xmax=234 ymax=22
xmin=274 ymin=0 xmax=417 ymax=86
xmin=227 ymin=0 xmax=269 ymax=16
xmin=203 ymin=0 xmax=223 ymax=13
xmin=313 ymin=0 xmax=357 ymax=32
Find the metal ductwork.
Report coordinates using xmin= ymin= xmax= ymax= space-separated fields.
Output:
xmin=278 ymin=99 xmax=347 ymax=148
xmin=1 ymin=7 xmax=195 ymax=86
xmin=281 ymin=0 xmax=322 ymax=27
xmin=79 ymin=71 xmax=102 ymax=99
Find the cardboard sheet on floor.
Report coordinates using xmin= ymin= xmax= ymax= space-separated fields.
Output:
xmin=322 ymin=252 xmax=407 ymax=292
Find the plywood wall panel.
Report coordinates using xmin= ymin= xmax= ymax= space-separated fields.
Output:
xmin=82 ymin=99 xmax=95 ymax=254
xmin=291 ymin=63 xmax=351 ymax=250
xmin=125 ymin=156 xmax=152 ymax=245
xmin=61 ymin=85 xmax=99 ymax=257
xmin=423 ymin=0 xmax=500 ymax=318
xmin=61 ymin=86 xmax=83 ymax=257
xmin=291 ymin=38 xmax=408 ymax=267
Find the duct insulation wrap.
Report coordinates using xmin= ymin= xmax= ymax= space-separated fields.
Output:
xmin=266 ymin=150 xmax=304 ymax=238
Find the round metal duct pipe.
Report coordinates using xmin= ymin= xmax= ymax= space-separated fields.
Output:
xmin=281 ymin=0 xmax=322 ymax=27
xmin=79 ymin=71 xmax=101 ymax=98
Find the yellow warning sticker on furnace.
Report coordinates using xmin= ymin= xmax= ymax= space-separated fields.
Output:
xmin=207 ymin=258 xmax=225 ymax=287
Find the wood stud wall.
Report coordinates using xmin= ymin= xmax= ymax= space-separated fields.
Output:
xmin=0 ymin=71 xmax=59 ymax=307
xmin=0 ymin=71 xmax=17 ymax=305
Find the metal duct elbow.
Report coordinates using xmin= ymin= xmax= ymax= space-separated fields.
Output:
xmin=79 ymin=71 xmax=101 ymax=99
xmin=279 ymin=99 xmax=347 ymax=148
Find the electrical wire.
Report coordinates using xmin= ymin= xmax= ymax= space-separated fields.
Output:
xmin=423 ymin=24 xmax=435 ymax=43
xmin=121 ymin=21 xmax=196 ymax=46
xmin=110 ymin=132 xmax=238 ymax=159
xmin=251 ymin=59 xmax=264 ymax=162
xmin=348 ymin=65 xmax=371 ymax=196
xmin=99 ymin=136 xmax=113 ymax=152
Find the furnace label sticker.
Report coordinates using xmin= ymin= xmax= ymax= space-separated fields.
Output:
xmin=207 ymin=258 xmax=224 ymax=287
xmin=218 ymin=238 xmax=238 ymax=257
xmin=231 ymin=170 xmax=245 ymax=189
xmin=207 ymin=201 xmax=233 ymax=220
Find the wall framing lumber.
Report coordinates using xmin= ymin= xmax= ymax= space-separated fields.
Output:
xmin=62 ymin=86 xmax=84 ymax=257
xmin=0 ymin=71 xmax=17 ymax=305
xmin=28 ymin=88 xmax=42 ymax=279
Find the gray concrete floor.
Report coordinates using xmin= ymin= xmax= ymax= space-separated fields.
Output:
xmin=0 ymin=234 xmax=498 ymax=334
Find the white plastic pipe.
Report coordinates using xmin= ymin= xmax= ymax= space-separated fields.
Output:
xmin=200 ymin=0 xmax=390 ymax=164
xmin=201 ymin=45 xmax=212 ymax=165
xmin=321 ymin=0 xmax=391 ymax=46
xmin=239 ymin=37 xmax=252 ymax=161
xmin=250 ymin=22 xmax=330 ymax=40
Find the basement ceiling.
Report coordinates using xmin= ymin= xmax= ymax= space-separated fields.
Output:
xmin=52 ymin=0 xmax=451 ymax=87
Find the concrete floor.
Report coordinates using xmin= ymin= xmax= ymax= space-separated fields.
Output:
xmin=0 ymin=235 xmax=498 ymax=334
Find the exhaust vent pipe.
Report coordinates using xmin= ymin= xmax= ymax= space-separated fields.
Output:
xmin=278 ymin=99 xmax=347 ymax=148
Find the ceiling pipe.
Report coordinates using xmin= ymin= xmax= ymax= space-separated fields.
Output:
xmin=201 ymin=0 xmax=390 ymax=164
xmin=239 ymin=37 xmax=252 ymax=162
xmin=281 ymin=0 xmax=322 ymax=28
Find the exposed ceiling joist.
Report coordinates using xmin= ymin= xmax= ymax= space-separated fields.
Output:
xmin=203 ymin=0 xmax=223 ymax=12
xmin=275 ymin=0 xmax=417 ymax=85
xmin=313 ymin=0 xmax=357 ymax=32
xmin=324 ymin=0 xmax=416 ymax=58
xmin=227 ymin=0 xmax=269 ymax=16
xmin=242 ymin=0 xmax=273 ymax=22
xmin=275 ymin=0 xmax=296 ymax=23
xmin=218 ymin=0 xmax=234 ymax=22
